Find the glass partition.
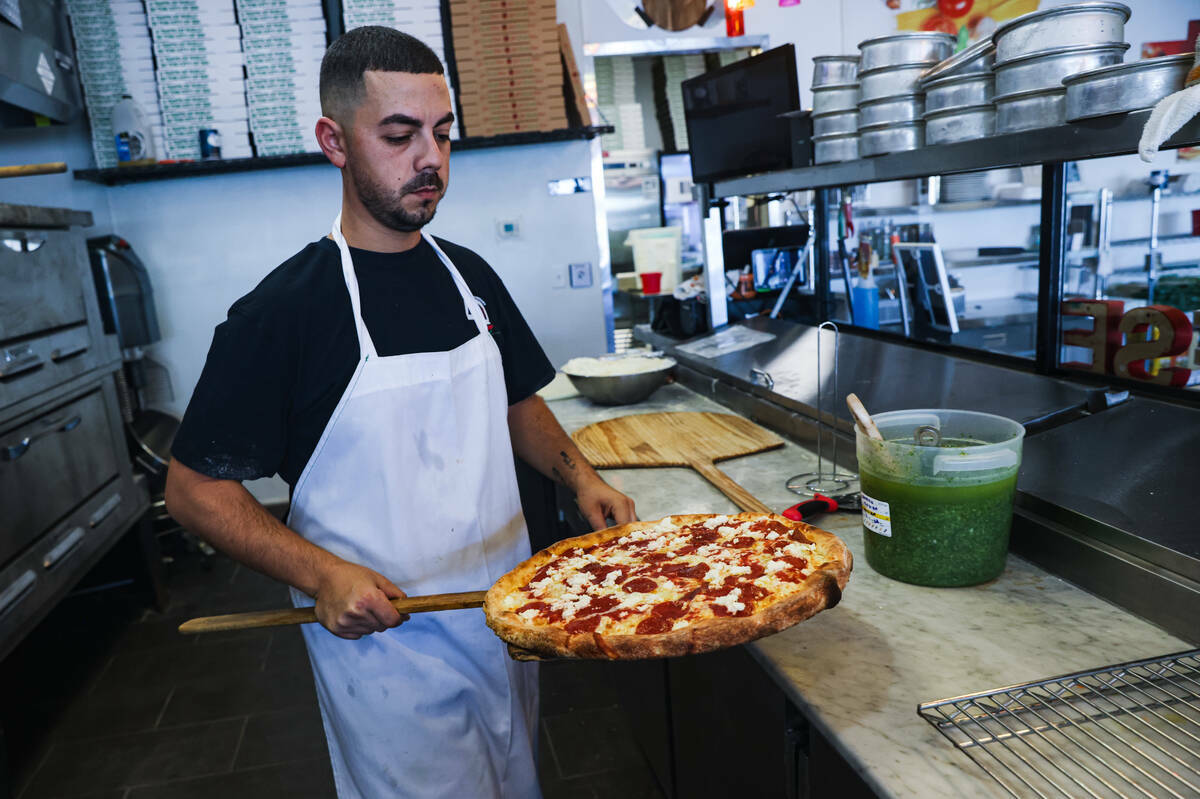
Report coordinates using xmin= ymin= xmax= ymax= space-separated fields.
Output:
xmin=822 ymin=167 xmax=1044 ymax=359
xmin=1059 ymin=153 xmax=1200 ymax=392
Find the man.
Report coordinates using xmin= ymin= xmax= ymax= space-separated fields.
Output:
xmin=165 ymin=26 xmax=636 ymax=799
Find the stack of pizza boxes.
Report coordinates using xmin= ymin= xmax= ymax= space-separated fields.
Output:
xmin=448 ymin=0 xmax=567 ymax=137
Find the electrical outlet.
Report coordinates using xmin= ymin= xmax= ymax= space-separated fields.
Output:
xmin=569 ymin=262 xmax=593 ymax=289
xmin=551 ymin=266 xmax=568 ymax=289
xmin=495 ymin=218 xmax=521 ymax=239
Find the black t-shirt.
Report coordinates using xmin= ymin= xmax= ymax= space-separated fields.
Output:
xmin=172 ymin=236 xmax=555 ymax=486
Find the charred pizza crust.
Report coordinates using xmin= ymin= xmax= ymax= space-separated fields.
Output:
xmin=484 ymin=513 xmax=852 ymax=660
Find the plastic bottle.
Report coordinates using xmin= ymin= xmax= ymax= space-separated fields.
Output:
xmin=112 ymin=95 xmax=156 ymax=165
xmin=852 ymin=252 xmax=880 ymax=330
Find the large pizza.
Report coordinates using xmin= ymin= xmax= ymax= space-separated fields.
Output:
xmin=484 ymin=513 xmax=851 ymax=659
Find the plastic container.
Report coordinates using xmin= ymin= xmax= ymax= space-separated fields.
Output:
xmin=111 ymin=94 xmax=156 ymax=164
xmin=856 ymin=409 xmax=1025 ymax=587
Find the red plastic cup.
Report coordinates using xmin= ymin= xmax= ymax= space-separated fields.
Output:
xmin=640 ymin=271 xmax=663 ymax=294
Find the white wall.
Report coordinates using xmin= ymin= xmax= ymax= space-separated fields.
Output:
xmin=1 ymin=0 xmax=607 ymax=505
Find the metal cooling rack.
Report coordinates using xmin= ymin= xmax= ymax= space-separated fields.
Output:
xmin=918 ymin=649 xmax=1200 ymax=799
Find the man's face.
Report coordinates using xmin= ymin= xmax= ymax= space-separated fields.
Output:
xmin=343 ymin=70 xmax=454 ymax=233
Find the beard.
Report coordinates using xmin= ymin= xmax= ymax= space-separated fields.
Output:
xmin=349 ymin=161 xmax=445 ymax=233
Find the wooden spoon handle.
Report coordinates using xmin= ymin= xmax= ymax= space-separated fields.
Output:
xmin=846 ymin=393 xmax=884 ymax=441
xmin=689 ymin=459 xmax=772 ymax=513
xmin=178 ymin=590 xmax=488 ymax=634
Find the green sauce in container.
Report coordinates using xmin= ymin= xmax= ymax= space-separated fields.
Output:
xmin=856 ymin=412 xmax=1024 ymax=587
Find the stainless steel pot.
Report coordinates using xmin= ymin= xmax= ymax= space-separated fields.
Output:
xmin=859 ymin=64 xmax=929 ymax=103
xmin=994 ymin=87 xmax=1066 ymax=133
xmin=859 ymin=121 xmax=923 ymax=156
xmin=993 ymin=2 xmax=1130 ymax=63
xmin=812 ymin=110 xmax=859 ymax=137
xmin=994 ymin=42 xmax=1128 ymax=95
xmin=813 ymin=132 xmax=859 ymax=164
xmin=812 ymin=84 xmax=860 ymax=114
xmin=1064 ymin=53 xmax=1194 ymax=122
xmin=924 ymin=104 xmax=996 ymax=145
xmin=858 ymin=32 xmax=955 ymax=72
xmin=921 ymin=35 xmax=996 ymax=85
xmin=812 ymin=55 xmax=859 ymax=88
xmin=923 ymin=73 xmax=994 ymax=114
xmin=858 ymin=94 xmax=924 ymax=127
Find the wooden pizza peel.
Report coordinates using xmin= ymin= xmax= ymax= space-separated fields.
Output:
xmin=179 ymin=412 xmax=792 ymax=658
xmin=569 ymin=411 xmax=785 ymax=514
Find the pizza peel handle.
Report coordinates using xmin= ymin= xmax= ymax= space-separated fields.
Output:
xmin=177 ymin=590 xmax=488 ymax=634
xmin=571 ymin=412 xmax=781 ymax=513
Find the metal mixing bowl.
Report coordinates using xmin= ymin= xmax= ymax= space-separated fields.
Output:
xmin=563 ymin=359 xmax=677 ymax=405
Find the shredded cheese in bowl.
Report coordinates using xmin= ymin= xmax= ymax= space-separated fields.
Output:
xmin=561 ymin=356 xmax=675 ymax=377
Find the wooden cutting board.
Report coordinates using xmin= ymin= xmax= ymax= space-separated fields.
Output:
xmin=571 ymin=412 xmax=784 ymax=513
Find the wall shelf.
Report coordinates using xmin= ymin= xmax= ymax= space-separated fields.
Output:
xmin=74 ymin=125 xmax=614 ymax=186
xmin=713 ymin=111 xmax=1200 ymax=197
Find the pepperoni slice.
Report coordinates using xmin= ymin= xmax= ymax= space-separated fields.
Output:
xmin=780 ymin=555 xmax=809 ymax=571
xmin=728 ymin=536 xmax=756 ymax=548
xmin=624 ymin=577 xmax=657 ymax=593
xmin=689 ymin=529 xmax=719 ymax=545
xmin=642 ymin=552 xmax=671 ymax=564
xmin=674 ymin=544 xmax=699 ymax=556
xmin=659 ymin=562 xmax=709 ymax=579
xmin=516 ymin=601 xmax=549 ymax=615
xmin=789 ymin=528 xmax=813 ymax=544
xmin=577 ymin=595 xmax=620 ymax=616
xmin=635 ymin=615 xmax=674 ymax=634
xmin=650 ymin=601 xmax=688 ymax=619
xmin=748 ymin=520 xmax=790 ymax=537
xmin=565 ymin=615 xmax=602 ymax=633
xmin=710 ymin=601 xmax=754 ymax=618
xmin=526 ymin=565 xmax=552 ymax=586
xmin=735 ymin=582 xmax=770 ymax=602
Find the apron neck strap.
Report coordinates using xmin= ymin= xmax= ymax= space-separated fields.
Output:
xmin=328 ymin=217 xmax=490 ymax=361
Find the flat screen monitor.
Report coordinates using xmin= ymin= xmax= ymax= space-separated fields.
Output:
xmin=682 ymin=44 xmax=799 ymax=184
xmin=722 ymin=225 xmax=810 ymax=292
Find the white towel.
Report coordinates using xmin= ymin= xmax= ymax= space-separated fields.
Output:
xmin=1139 ymin=38 xmax=1200 ymax=162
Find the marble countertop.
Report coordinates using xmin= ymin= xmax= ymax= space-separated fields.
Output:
xmin=547 ymin=383 xmax=1190 ymax=799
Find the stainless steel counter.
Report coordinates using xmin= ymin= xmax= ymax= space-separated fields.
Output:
xmin=639 ymin=316 xmax=1092 ymax=427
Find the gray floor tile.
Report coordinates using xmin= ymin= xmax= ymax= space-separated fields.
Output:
xmin=157 ymin=658 xmax=317 ymax=727
xmin=235 ymin=706 xmax=328 ymax=770
xmin=124 ymin=759 xmax=335 ymax=799
xmin=22 ymin=718 xmax=243 ymax=798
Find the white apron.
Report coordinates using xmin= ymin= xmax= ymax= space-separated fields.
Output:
xmin=286 ymin=215 xmax=540 ymax=799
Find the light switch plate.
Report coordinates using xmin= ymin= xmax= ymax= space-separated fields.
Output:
xmin=569 ymin=262 xmax=593 ymax=289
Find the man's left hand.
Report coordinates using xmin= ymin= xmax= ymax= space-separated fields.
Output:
xmin=575 ymin=478 xmax=637 ymax=531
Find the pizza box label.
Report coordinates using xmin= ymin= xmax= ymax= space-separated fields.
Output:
xmin=861 ymin=493 xmax=892 ymax=537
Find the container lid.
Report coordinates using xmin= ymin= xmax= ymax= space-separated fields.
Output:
xmin=993 ymin=86 xmax=1067 ymax=103
xmin=993 ymin=41 xmax=1129 ymax=69
xmin=858 ymin=31 xmax=955 ymax=50
xmin=857 ymin=93 xmax=923 ymax=107
xmin=811 ymin=132 xmax=860 ymax=142
xmin=858 ymin=62 xmax=936 ymax=78
xmin=994 ymin=1 xmax=1130 ymax=40
xmin=923 ymin=103 xmax=996 ymax=120
xmin=862 ymin=408 xmax=1025 ymax=480
xmin=1061 ymin=52 xmax=1194 ymax=85
xmin=921 ymin=71 xmax=995 ymax=92
xmin=858 ymin=120 xmax=925 ymax=133
xmin=919 ymin=36 xmax=996 ymax=86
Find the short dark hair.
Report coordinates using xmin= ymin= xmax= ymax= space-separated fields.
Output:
xmin=320 ymin=26 xmax=445 ymax=123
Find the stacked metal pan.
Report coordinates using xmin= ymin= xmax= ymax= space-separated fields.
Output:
xmin=856 ymin=32 xmax=955 ymax=156
xmin=920 ymin=36 xmax=996 ymax=145
xmin=811 ymin=55 xmax=860 ymax=164
xmin=992 ymin=1 xmax=1131 ymax=133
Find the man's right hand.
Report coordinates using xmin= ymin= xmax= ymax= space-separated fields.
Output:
xmin=314 ymin=561 xmax=409 ymax=639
